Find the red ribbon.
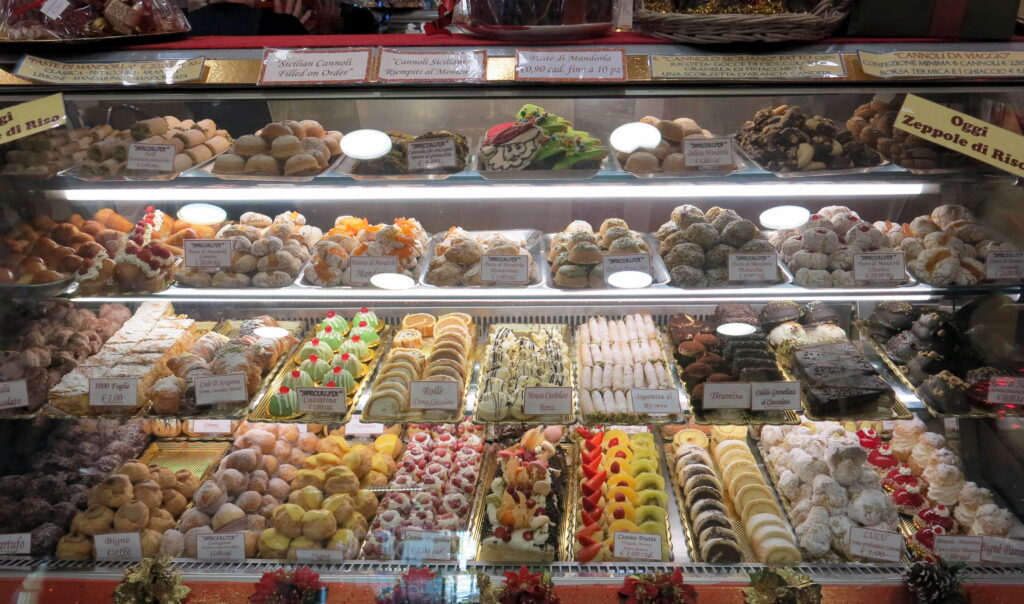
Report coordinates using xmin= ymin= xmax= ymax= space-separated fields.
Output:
xmin=12 ymin=0 xmax=48 ymax=18
xmin=425 ymin=0 xmax=456 ymax=35
xmin=929 ymin=0 xmax=969 ymax=38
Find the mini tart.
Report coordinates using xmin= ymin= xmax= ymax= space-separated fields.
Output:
xmin=911 ymin=525 xmax=945 ymax=556
xmin=892 ymin=483 xmax=928 ymax=516
xmin=882 ymin=465 xmax=920 ymax=492
xmin=867 ymin=444 xmax=899 ymax=474
xmin=856 ymin=428 xmax=881 ymax=450
xmin=914 ymin=505 xmax=956 ymax=533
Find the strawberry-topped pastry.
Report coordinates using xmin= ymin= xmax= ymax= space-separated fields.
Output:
xmin=856 ymin=428 xmax=881 ymax=450
xmin=915 ymin=505 xmax=956 ymax=533
xmin=893 ymin=483 xmax=928 ymax=515
xmin=882 ymin=465 xmax=920 ymax=492
xmin=867 ymin=444 xmax=899 ymax=474
xmin=76 ymin=206 xmax=181 ymax=295
xmin=912 ymin=525 xmax=945 ymax=556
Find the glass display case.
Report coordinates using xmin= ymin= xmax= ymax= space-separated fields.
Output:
xmin=0 ymin=41 xmax=1021 ymax=601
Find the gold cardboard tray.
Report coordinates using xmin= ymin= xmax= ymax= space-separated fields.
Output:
xmin=473 ymin=442 xmax=575 ymax=563
xmin=663 ymin=441 xmax=756 ymax=563
xmin=567 ymin=436 xmax=674 ymax=562
xmin=470 ymin=322 xmax=574 ymax=425
xmin=144 ymin=319 xmax=304 ymax=420
xmin=249 ymin=325 xmax=392 ymax=424
xmin=684 ymin=351 xmax=800 ymax=426
xmin=576 ymin=321 xmax=685 ymax=426
xmin=138 ymin=439 xmax=231 ymax=481
xmin=362 ymin=316 xmax=477 ymax=424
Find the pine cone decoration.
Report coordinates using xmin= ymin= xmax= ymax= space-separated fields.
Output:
xmin=903 ymin=560 xmax=969 ymax=604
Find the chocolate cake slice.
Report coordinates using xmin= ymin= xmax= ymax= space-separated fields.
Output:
xmin=792 ymin=341 xmax=893 ymax=414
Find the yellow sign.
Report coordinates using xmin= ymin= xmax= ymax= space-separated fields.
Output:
xmin=650 ymin=53 xmax=845 ymax=80
xmin=895 ymin=94 xmax=1024 ymax=178
xmin=14 ymin=56 xmax=205 ymax=85
xmin=0 ymin=93 xmax=66 ymax=146
xmin=860 ymin=50 xmax=1024 ymax=79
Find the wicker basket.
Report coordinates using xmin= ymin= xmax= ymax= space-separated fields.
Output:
xmin=634 ymin=0 xmax=854 ymax=44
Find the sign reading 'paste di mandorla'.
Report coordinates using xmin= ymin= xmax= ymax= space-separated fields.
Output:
xmin=260 ymin=48 xmax=372 ymax=85
xmin=516 ymin=48 xmax=627 ymax=82
xmin=895 ymin=94 xmax=1024 ymax=178
xmin=0 ymin=93 xmax=66 ymax=146
xmin=15 ymin=56 xmax=205 ymax=86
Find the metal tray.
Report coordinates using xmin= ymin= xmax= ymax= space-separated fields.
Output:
xmin=477 ymin=153 xmax=609 ymax=181
xmin=545 ymin=232 xmax=672 ymax=289
xmin=297 ymin=236 xmax=432 ymax=289
xmin=737 ymin=139 xmax=893 ymax=178
xmin=649 ymin=236 xmax=794 ymax=289
xmin=0 ymin=273 xmax=75 ymax=299
xmin=335 ymin=133 xmax=473 ymax=181
xmin=192 ymin=150 xmax=345 ymax=183
xmin=470 ymin=322 xmax=574 ymax=425
xmin=611 ymin=139 xmax=749 ymax=179
xmin=419 ymin=229 xmax=547 ymax=288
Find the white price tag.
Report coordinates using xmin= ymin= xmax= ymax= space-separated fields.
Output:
xmin=935 ymin=535 xmax=984 ymax=563
xmin=406 ymin=137 xmax=457 ymax=171
xmin=854 ymin=252 xmax=905 ymax=282
xmin=981 ymin=537 xmax=1024 ymax=564
xmin=481 ymin=254 xmax=529 ymax=285
xmin=376 ymin=48 xmax=486 ymax=83
xmin=127 ymin=143 xmax=175 ymax=172
xmin=750 ymin=382 xmax=801 ymax=411
xmin=89 ymin=378 xmax=138 ymax=407
xmin=629 ymin=389 xmax=681 ymax=414
xmin=0 ymin=533 xmax=30 ymax=555
xmin=516 ymin=49 xmax=627 ymax=82
xmin=348 ymin=256 xmax=401 ymax=286
xmin=608 ymin=425 xmax=650 ymax=434
xmin=603 ymin=254 xmax=652 ymax=281
xmin=344 ymin=416 xmax=385 ymax=436
xmin=409 ymin=381 xmax=459 ymax=411
xmin=40 ymin=0 xmax=70 ymax=20
xmin=986 ymin=251 xmax=1024 ymax=281
xmin=987 ymin=376 xmax=1024 ymax=406
xmin=728 ymin=253 xmax=778 ymax=283
xmin=196 ymin=533 xmax=246 ymax=562
xmin=94 ymin=533 xmax=141 ymax=561
xmin=295 ymin=549 xmax=346 ymax=564
xmin=260 ymin=48 xmax=372 ymax=85
xmin=0 ymin=380 xmax=29 ymax=410
xmin=683 ymin=138 xmax=735 ymax=168
xmin=524 ymin=387 xmax=572 ymax=416
xmin=194 ymin=373 xmax=248 ymax=406
xmin=184 ymin=239 xmax=232 ymax=269
xmin=402 ymin=530 xmax=453 ymax=561
xmin=847 ymin=526 xmax=902 ymax=562
xmin=297 ymin=387 xmax=347 ymax=414
xmin=192 ymin=419 xmax=232 ymax=434
xmin=612 ymin=532 xmax=662 ymax=561
xmin=702 ymin=382 xmax=751 ymax=410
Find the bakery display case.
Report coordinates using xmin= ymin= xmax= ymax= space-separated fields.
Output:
xmin=0 ymin=43 xmax=1021 ymax=601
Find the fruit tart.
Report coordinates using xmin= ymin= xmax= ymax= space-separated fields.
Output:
xmin=892 ymin=483 xmax=928 ymax=516
xmin=914 ymin=505 xmax=956 ymax=534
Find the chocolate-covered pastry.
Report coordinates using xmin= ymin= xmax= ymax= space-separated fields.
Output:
xmin=885 ymin=332 xmax=923 ymax=364
xmin=714 ymin=303 xmax=758 ymax=326
xmin=758 ymin=301 xmax=801 ymax=331
xmin=800 ymin=301 xmax=840 ymax=326
xmin=919 ymin=371 xmax=969 ymax=414
xmin=792 ymin=341 xmax=894 ymax=415
xmin=865 ymin=301 xmax=916 ymax=339
xmin=907 ymin=351 xmax=954 ymax=386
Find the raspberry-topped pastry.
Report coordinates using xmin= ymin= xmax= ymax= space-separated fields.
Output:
xmin=867 ymin=444 xmax=899 ymax=473
xmin=882 ymin=465 xmax=920 ymax=491
xmin=915 ymin=505 xmax=956 ymax=533
xmin=893 ymin=483 xmax=927 ymax=515
xmin=856 ymin=428 xmax=881 ymax=450
xmin=912 ymin=525 xmax=945 ymax=555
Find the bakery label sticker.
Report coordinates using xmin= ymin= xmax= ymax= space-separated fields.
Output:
xmin=481 ymin=254 xmax=529 ymax=285
xmin=196 ymin=533 xmax=246 ymax=562
xmin=613 ymin=531 xmax=662 ymax=561
xmin=603 ymin=254 xmax=652 ymax=280
xmin=406 ymin=137 xmax=457 ymax=171
xmin=376 ymin=48 xmax=486 ymax=83
xmin=409 ymin=381 xmax=459 ymax=411
xmin=935 ymin=535 xmax=984 ymax=563
xmin=728 ymin=253 xmax=777 ymax=283
xmin=0 ymin=533 xmax=30 ymax=555
xmin=297 ymin=387 xmax=347 ymax=414
xmin=981 ymin=537 xmax=1024 ymax=564
xmin=89 ymin=378 xmax=138 ymax=407
xmin=702 ymin=382 xmax=751 ymax=410
xmin=847 ymin=526 xmax=902 ymax=562
xmin=260 ymin=48 xmax=372 ymax=86
xmin=854 ymin=251 xmax=905 ymax=282
xmin=295 ymin=549 xmax=345 ymax=564
xmin=524 ymin=387 xmax=572 ymax=416
xmin=516 ymin=49 xmax=627 ymax=82
xmin=0 ymin=93 xmax=66 ymax=146
xmin=127 ymin=143 xmax=176 ymax=172
xmin=192 ymin=419 xmax=232 ymax=434
xmin=985 ymin=251 xmax=1024 ymax=281
xmin=650 ymin=53 xmax=845 ymax=80
xmin=344 ymin=416 xmax=385 ymax=436
xmin=40 ymin=0 xmax=70 ymax=20
xmin=348 ymin=256 xmax=401 ymax=286
xmin=194 ymin=373 xmax=248 ymax=406
xmin=986 ymin=376 xmax=1024 ymax=406
xmin=629 ymin=389 xmax=681 ymax=414
xmin=750 ymin=382 xmax=801 ymax=411
xmin=858 ymin=50 xmax=1024 ymax=79
xmin=402 ymin=530 xmax=453 ymax=561
xmin=184 ymin=239 xmax=232 ymax=268
xmin=608 ymin=424 xmax=650 ymax=434
xmin=95 ymin=533 xmax=142 ymax=561
xmin=683 ymin=138 xmax=735 ymax=168
xmin=0 ymin=380 xmax=29 ymax=410
xmin=896 ymin=94 xmax=1024 ymax=178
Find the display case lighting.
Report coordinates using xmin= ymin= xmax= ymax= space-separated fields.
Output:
xmin=64 ymin=182 xmax=932 ymax=202
xmin=606 ymin=270 xmax=654 ymax=289
xmin=369 ymin=273 xmax=415 ymax=290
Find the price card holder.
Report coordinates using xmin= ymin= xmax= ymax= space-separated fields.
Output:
xmin=196 ymin=533 xmax=246 ymax=562
xmin=0 ymin=380 xmax=29 ymax=411
xmin=481 ymin=254 xmax=529 ymax=285
xmin=375 ymin=48 xmax=486 ymax=83
xmin=728 ymin=253 xmax=777 ymax=283
xmin=603 ymin=254 xmax=652 ymax=282
xmin=629 ymin=389 xmax=680 ymax=414
xmin=516 ymin=48 xmax=627 ymax=82
xmin=608 ymin=425 xmax=650 ymax=434
xmin=192 ymin=419 xmax=232 ymax=434
xmin=935 ymin=535 xmax=984 ymax=563
xmin=260 ymin=48 xmax=372 ymax=86
xmin=295 ymin=549 xmax=346 ymax=564
xmin=89 ymin=378 xmax=139 ymax=408
xmin=524 ymin=387 xmax=572 ymax=416
xmin=847 ymin=526 xmax=902 ymax=562
xmin=750 ymin=382 xmax=801 ymax=411
xmin=94 ymin=533 xmax=142 ymax=561
xmin=981 ymin=537 xmax=1024 ymax=564
xmin=297 ymin=387 xmax=347 ymax=414
xmin=349 ymin=256 xmax=401 ymax=286
xmin=986 ymin=251 xmax=1024 ymax=281
xmin=345 ymin=416 xmax=385 ymax=436
xmin=194 ymin=373 xmax=248 ymax=406
xmin=702 ymin=382 xmax=751 ymax=410
xmin=127 ymin=143 xmax=175 ymax=172
xmin=612 ymin=532 xmax=662 ymax=561
xmin=184 ymin=239 xmax=232 ymax=269
xmin=683 ymin=138 xmax=735 ymax=168
xmin=0 ymin=533 xmax=30 ymax=555
xmin=854 ymin=252 xmax=905 ymax=283
xmin=402 ymin=530 xmax=453 ymax=561
xmin=406 ymin=137 xmax=457 ymax=171
xmin=987 ymin=376 xmax=1024 ymax=406
xmin=409 ymin=381 xmax=459 ymax=411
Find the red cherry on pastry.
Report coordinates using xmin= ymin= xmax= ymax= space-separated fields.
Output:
xmin=914 ymin=525 xmax=944 ymax=551
xmin=917 ymin=506 xmax=955 ymax=532
xmin=857 ymin=428 xmax=881 ymax=450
